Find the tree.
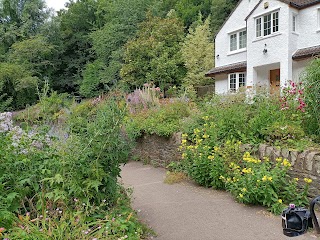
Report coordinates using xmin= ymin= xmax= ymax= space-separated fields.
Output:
xmin=50 ymin=0 xmax=98 ymax=93
xmin=181 ymin=15 xmax=214 ymax=87
xmin=80 ymin=0 xmax=157 ymax=97
xmin=211 ymin=0 xmax=240 ymax=34
xmin=8 ymin=36 xmax=54 ymax=80
xmin=0 ymin=63 xmax=38 ymax=109
xmin=120 ymin=12 xmax=186 ymax=90
xmin=0 ymin=0 xmax=49 ymax=53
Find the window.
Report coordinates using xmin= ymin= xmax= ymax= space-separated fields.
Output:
xmin=229 ymin=30 xmax=247 ymax=52
xmin=230 ymin=34 xmax=237 ymax=51
xmin=229 ymin=73 xmax=246 ymax=92
xmin=318 ymin=9 xmax=320 ymax=29
xmin=256 ymin=11 xmax=279 ymax=37
xmin=292 ymin=14 xmax=297 ymax=32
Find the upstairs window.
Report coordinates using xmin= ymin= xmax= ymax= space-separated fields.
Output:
xmin=256 ymin=11 xmax=279 ymax=37
xmin=229 ymin=73 xmax=246 ymax=92
xmin=229 ymin=30 xmax=247 ymax=52
xmin=318 ymin=9 xmax=320 ymax=29
xmin=292 ymin=14 xmax=297 ymax=32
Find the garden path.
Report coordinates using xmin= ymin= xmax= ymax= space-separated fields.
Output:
xmin=120 ymin=161 xmax=316 ymax=240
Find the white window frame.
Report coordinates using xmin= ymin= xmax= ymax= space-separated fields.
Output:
xmin=318 ymin=8 xmax=320 ymax=30
xmin=229 ymin=29 xmax=247 ymax=52
xmin=255 ymin=10 xmax=279 ymax=38
xmin=228 ymin=73 xmax=246 ymax=92
xmin=292 ymin=13 xmax=298 ymax=33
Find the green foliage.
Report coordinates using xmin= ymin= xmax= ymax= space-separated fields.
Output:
xmin=180 ymin=129 xmax=311 ymax=215
xmin=181 ymin=15 xmax=214 ymax=87
xmin=0 ymin=62 xmax=38 ymax=110
xmin=0 ymin=97 xmax=132 ymax=233
xmin=302 ymin=58 xmax=320 ymax=138
xmin=121 ymin=12 xmax=186 ymax=90
xmin=126 ymin=100 xmax=190 ymax=139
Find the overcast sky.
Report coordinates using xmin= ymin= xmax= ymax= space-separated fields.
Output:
xmin=46 ymin=0 xmax=67 ymax=11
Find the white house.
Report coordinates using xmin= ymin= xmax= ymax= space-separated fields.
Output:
xmin=206 ymin=0 xmax=320 ymax=94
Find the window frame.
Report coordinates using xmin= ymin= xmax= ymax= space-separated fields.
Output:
xmin=228 ymin=72 xmax=246 ymax=92
xmin=229 ymin=29 xmax=247 ymax=52
xmin=318 ymin=8 xmax=320 ymax=30
xmin=255 ymin=10 xmax=279 ymax=38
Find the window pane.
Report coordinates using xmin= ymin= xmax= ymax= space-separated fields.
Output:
xmin=264 ymin=14 xmax=271 ymax=36
xmin=273 ymin=12 xmax=279 ymax=32
xmin=230 ymin=74 xmax=237 ymax=92
xmin=292 ymin=15 xmax=296 ymax=32
xmin=230 ymin=34 xmax=237 ymax=51
xmin=239 ymin=31 xmax=247 ymax=49
xmin=239 ymin=73 xmax=246 ymax=87
xmin=256 ymin=18 xmax=261 ymax=37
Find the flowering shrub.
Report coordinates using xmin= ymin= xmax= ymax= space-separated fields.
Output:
xmin=125 ymin=99 xmax=190 ymax=139
xmin=179 ymin=119 xmax=312 ymax=214
xmin=222 ymin=153 xmax=310 ymax=214
xmin=1 ymin=97 xmax=151 ymax=238
xmin=126 ymin=83 xmax=161 ymax=114
xmin=281 ymin=80 xmax=306 ymax=112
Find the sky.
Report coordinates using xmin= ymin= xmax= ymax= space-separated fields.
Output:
xmin=45 ymin=0 xmax=68 ymax=11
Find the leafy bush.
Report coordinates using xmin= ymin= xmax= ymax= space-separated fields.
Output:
xmin=0 ymin=97 xmax=146 ymax=238
xmin=126 ymin=99 xmax=190 ymax=139
xmin=179 ymin=117 xmax=311 ymax=214
xmin=223 ymin=153 xmax=310 ymax=214
xmin=302 ymin=58 xmax=320 ymax=138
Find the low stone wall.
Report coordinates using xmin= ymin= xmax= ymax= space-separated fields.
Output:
xmin=258 ymin=144 xmax=320 ymax=197
xmin=131 ymin=134 xmax=320 ymax=197
xmin=131 ymin=133 xmax=182 ymax=168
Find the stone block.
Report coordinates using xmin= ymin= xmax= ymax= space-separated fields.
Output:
xmin=289 ymin=151 xmax=298 ymax=166
xmin=281 ymin=148 xmax=290 ymax=159
xmin=259 ymin=144 xmax=268 ymax=159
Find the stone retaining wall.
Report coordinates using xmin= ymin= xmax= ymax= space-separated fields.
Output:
xmin=258 ymin=144 xmax=320 ymax=197
xmin=131 ymin=133 xmax=182 ymax=168
xmin=132 ymin=134 xmax=320 ymax=197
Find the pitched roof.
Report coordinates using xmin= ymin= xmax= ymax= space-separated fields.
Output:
xmin=292 ymin=45 xmax=320 ymax=60
xmin=205 ymin=61 xmax=247 ymax=77
xmin=279 ymin=0 xmax=320 ymax=8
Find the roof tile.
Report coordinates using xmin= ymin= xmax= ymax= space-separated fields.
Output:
xmin=292 ymin=45 xmax=320 ymax=60
xmin=205 ymin=61 xmax=247 ymax=77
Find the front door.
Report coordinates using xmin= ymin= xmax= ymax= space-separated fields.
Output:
xmin=270 ymin=69 xmax=280 ymax=95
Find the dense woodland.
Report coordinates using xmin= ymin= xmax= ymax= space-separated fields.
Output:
xmin=0 ymin=0 xmax=239 ymax=110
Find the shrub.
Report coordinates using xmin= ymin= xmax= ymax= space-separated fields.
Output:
xmin=223 ymin=153 xmax=310 ymax=214
xmin=126 ymin=99 xmax=190 ymax=139
xmin=302 ymin=58 xmax=320 ymax=138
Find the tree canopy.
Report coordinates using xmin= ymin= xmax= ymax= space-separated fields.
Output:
xmin=0 ymin=0 xmax=240 ymax=110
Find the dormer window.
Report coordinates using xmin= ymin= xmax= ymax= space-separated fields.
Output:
xmin=229 ymin=30 xmax=247 ymax=52
xmin=255 ymin=11 xmax=279 ymax=38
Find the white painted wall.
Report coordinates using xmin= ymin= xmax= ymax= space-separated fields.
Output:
xmin=213 ymin=0 xmax=319 ymax=94
xmin=296 ymin=4 xmax=320 ymax=49
xmin=246 ymin=0 xmax=290 ymax=88
xmin=215 ymin=74 xmax=229 ymax=94
xmin=292 ymin=59 xmax=311 ymax=82
xmin=215 ymin=0 xmax=259 ymax=68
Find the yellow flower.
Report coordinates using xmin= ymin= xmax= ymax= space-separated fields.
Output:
xmin=204 ymin=123 xmax=208 ymax=127
xmin=181 ymin=139 xmax=187 ymax=145
xmin=187 ymin=145 xmax=194 ymax=150
xmin=214 ymin=146 xmax=220 ymax=152
xmin=219 ymin=175 xmax=225 ymax=180
xmin=282 ymin=159 xmax=291 ymax=167
xmin=239 ymin=193 xmax=244 ymax=198
xmin=202 ymin=116 xmax=209 ymax=121
xmin=262 ymin=176 xmax=267 ymax=182
xmin=194 ymin=128 xmax=201 ymax=134
xmin=208 ymin=155 xmax=215 ymax=160
xmin=182 ymin=133 xmax=188 ymax=138
xmin=294 ymin=178 xmax=299 ymax=181
xmin=242 ymin=188 xmax=247 ymax=192
xmin=263 ymin=157 xmax=270 ymax=162
xmin=268 ymin=176 xmax=273 ymax=182
xmin=276 ymin=157 xmax=283 ymax=162
xmin=242 ymin=168 xmax=253 ymax=174
xmin=278 ymin=199 xmax=283 ymax=204
xmin=202 ymin=134 xmax=209 ymax=139
xmin=304 ymin=178 xmax=312 ymax=184
xmin=181 ymin=153 xmax=187 ymax=159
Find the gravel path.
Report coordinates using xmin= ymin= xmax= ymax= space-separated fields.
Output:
xmin=120 ymin=161 xmax=317 ymax=240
